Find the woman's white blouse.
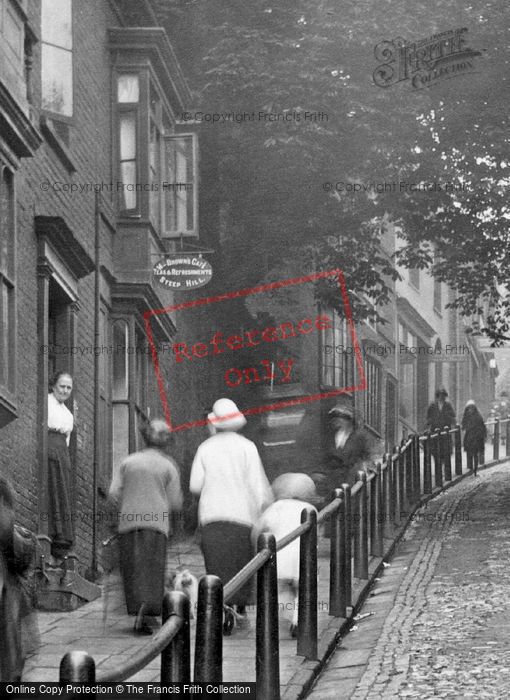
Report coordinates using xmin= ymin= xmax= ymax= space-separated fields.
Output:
xmin=335 ymin=428 xmax=352 ymax=449
xmin=48 ymin=393 xmax=74 ymax=445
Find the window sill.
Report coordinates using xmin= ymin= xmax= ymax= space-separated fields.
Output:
xmin=0 ymin=392 xmax=18 ymax=429
xmin=319 ymin=384 xmax=353 ymax=396
xmin=433 ymin=307 xmax=443 ymax=317
xmin=40 ymin=115 xmax=76 ymax=173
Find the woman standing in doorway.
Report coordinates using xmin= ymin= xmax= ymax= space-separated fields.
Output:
xmin=47 ymin=371 xmax=75 ymax=559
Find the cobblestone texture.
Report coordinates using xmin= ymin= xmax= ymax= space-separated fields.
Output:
xmin=308 ymin=463 xmax=510 ymax=699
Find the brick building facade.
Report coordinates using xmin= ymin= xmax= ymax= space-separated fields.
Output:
xmin=0 ymin=0 xmax=223 ymax=581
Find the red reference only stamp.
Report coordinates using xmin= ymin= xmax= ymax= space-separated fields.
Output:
xmin=144 ymin=269 xmax=366 ymax=431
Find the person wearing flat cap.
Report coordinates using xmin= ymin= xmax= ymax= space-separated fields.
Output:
xmin=323 ymin=405 xmax=374 ymax=492
xmin=108 ymin=418 xmax=183 ymax=635
xmin=426 ymin=388 xmax=456 ymax=432
xmin=190 ymin=398 xmax=273 ymax=627
xmin=426 ymin=388 xmax=456 ymax=473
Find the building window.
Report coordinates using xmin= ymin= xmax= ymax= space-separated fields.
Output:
xmin=134 ymin=325 xmax=149 ymax=450
xmin=409 ymin=268 xmax=420 ymax=289
xmin=111 ymin=317 xmax=150 ymax=469
xmin=433 ymin=275 xmax=442 ymax=313
xmin=112 ymin=319 xmax=129 ymax=470
xmin=41 ymin=0 xmax=73 ymax=118
xmin=117 ymin=74 xmax=139 ymax=212
xmin=0 ymin=166 xmax=15 ymax=398
xmin=164 ymin=134 xmax=198 ymax=237
xmin=363 ymin=357 xmax=381 ymax=433
xmin=98 ymin=304 xmax=111 ymax=487
xmin=115 ymin=73 xmax=198 ymax=234
xmin=0 ymin=0 xmax=26 ymax=106
xmin=320 ymin=309 xmax=354 ymax=388
xmin=398 ymin=323 xmax=417 ymax=427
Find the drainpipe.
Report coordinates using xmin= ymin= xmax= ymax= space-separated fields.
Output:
xmin=92 ymin=191 xmax=100 ymax=576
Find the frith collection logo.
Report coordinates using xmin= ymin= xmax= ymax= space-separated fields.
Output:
xmin=373 ymin=27 xmax=481 ymax=90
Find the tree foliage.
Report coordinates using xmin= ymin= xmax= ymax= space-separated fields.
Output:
xmin=156 ymin=0 xmax=510 ymax=337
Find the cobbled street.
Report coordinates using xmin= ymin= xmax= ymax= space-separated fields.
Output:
xmin=308 ymin=462 xmax=510 ymax=699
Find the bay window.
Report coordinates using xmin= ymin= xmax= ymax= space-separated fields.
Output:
xmin=115 ymin=71 xmax=198 ymax=236
xmin=41 ymin=0 xmax=73 ymax=118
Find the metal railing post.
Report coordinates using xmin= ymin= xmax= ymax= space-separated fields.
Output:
xmin=297 ymin=507 xmax=318 ymax=660
xmin=434 ymin=429 xmax=443 ymax=488
xmin=423 ymin=433 xmax=432 ymax=494
xmin=506 ymin=417 xmax=510 ymax=458
xmin=354 ymin=471 xmax=369 ymax=579
xmin=444 ymin=427 xmax=452 ymax=481
xmin=256 ymin=532 xmax=280 ymax=698
xmin=370 ymin=464 xmax=383 ymax=557
xmin=413 ymin=433 xmax=421 ymax=501
xmin=194 ymin=575 xmax=223 ymax=683
xmin=60 ymin=650 xmax=96 ymax=682
xmin=454 ymin=424 xmax=462 ymax=476
xmin=329 ymin=489 xmax=346 ymax=618
xmin=395 ymin=448 xmax=404 ymax=525
xmin=341 ymin=483 xmax=352 ymax=607
xmin=494 ymin=418 xmax=500 ymax=461
xmin=390 ymin=449 xmax=398 ymax=525
xmin=405 ymin=440 xmax=413 ymax=507
xmin=161 ymin=590 xmax=190 ymax=683
xmin=382 ymin=457 xmax=392 ymax=539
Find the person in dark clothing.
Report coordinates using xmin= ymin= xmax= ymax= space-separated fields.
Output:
xmin=323 ymin=405 xmax=374 ymax=494
xmin=0 ymin=477 xmax=38 ymax=681
xmin=461 ymin=400 xmax=487 ymax=476
xmin=426 ymin=387 xmax=457 ymax=472
xmin=426 ymin=387 xmax=457 ymax=431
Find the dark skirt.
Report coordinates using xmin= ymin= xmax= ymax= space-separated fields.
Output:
xmin=0 ymin=557 xmax=23 ymax=682
xmin=200 ymin=522 xmax=254 ymax=607
xmin=119 ymin=529 xmax=167 ymax=616
xmin=47 ymin=431 xmax=74 ymax=555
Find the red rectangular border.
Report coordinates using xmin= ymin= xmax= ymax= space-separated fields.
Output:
xmin=144 ymin=269 xmax=367 ymax=431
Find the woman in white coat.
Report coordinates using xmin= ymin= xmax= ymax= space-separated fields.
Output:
xmin=190 ymin=399 xmax=273 ymax=624
xmin=253 ymin=473 xmax=318 ymax=637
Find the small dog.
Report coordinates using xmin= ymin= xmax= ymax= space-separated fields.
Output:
xmin=167 ymin=565 xmax=199 ymax=618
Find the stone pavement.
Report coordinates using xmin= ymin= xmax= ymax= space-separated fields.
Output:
xmin=307 ymin=460 xmax=510 ymax=699
xmin=22 ymin=439 xmax=508 ymax=695
xmin=22 ymin=530 xmax=345 ymax=693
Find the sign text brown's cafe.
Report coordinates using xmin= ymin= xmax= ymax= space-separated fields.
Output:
xmin=153 ymin=256 xmax=213 ymax=290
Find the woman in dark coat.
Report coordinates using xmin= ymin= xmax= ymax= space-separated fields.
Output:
xmin=109 ymin=419 xmax=183 ymax=634
xmin=323 ymin=405 xmax=374 ymax=494
xmin=0 ymin=477 xmax=38 ymax=681
xmin=461 ymin=400 xmax=487 ymax=476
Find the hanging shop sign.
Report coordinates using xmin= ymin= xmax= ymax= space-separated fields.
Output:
xmin=153 ymin=256 xmax=213 ymax=290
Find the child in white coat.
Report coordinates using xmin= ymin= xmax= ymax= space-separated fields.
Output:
xmin=253 ymin=473 xmax=318 ymax=637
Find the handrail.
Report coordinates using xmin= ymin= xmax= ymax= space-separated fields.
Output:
xmin=223 ymin=548 xmax=271 ymax=602
xmin=97 ymin=613 xmax=183 ymax=682
xmin=317 ymin=495 xmax=342 ymax=524
xmin=62 ymin=412 xmax=510 ymax=689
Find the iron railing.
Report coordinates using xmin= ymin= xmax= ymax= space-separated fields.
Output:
xmin=60 ymin=416 xmax=510 ymax=698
